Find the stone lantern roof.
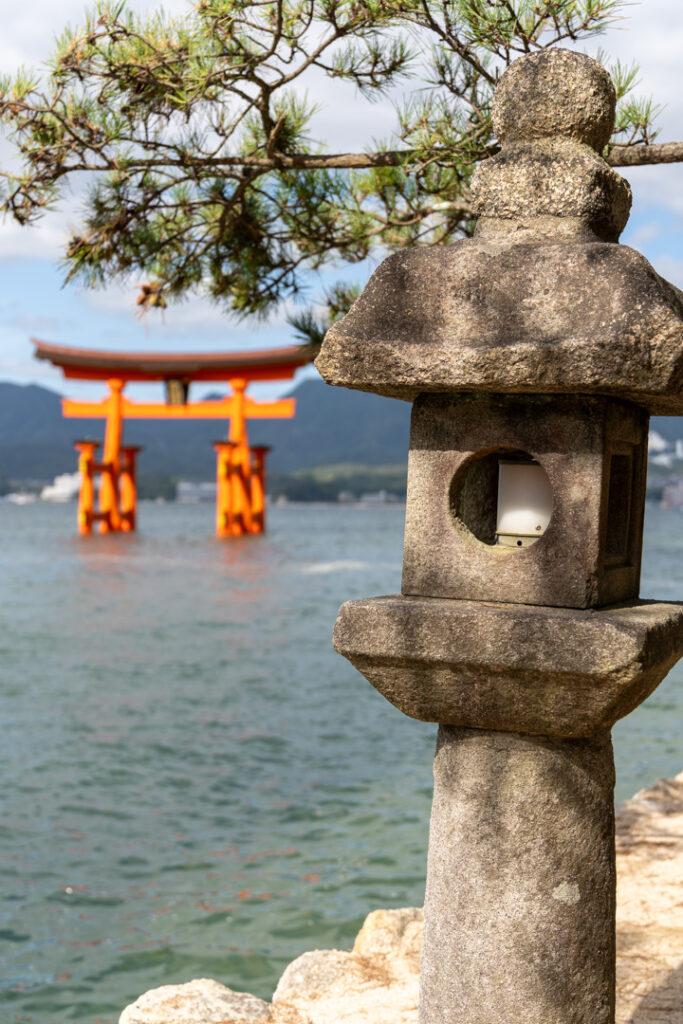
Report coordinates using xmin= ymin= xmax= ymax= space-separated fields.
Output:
xmin=316 ymin=49 xmax=683 ymax=415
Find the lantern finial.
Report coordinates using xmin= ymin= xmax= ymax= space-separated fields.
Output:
xmin=471 ymin=49 xmax=631 ymax=242
xmin=492 ymin=49 xmax=616 ymax=151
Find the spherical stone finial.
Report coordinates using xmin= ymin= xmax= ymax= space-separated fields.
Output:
xmin=492 ymin=49 xmax=616 ymax=152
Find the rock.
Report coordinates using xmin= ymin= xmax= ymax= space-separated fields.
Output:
xmin=616 ymin=771 xmax=683 ymax=1024
xmin=472 ymin=51 xmax=629 ymax=241
xmin=119 ymin=978 xmax=270 ymax=1024
xmin=272 ymin=948 xmax=418 ymax=1024
xmin=491 ymin=48 xmax=616 ymax=151
xmin=314 ymin=236 xmax=683 ymax=413
xmin=274 ymin=949 xmax=367 ymax=1003
xmin=420 ymin=727 xmax=616 ymax=1024
xmin=271 ymin=910 xmax=423 ymax=1024
xmin=352 ymin=907 xmax=423 ymax=965
xmin=398 ymin=394 xmax=649 ymax=611
xmin=264 ymin=1007 xmax=312 ymax=1023
xmin=470 ymin=136 xmax=631 ymax=240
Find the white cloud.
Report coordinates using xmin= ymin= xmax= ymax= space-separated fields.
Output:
xmin=583 ymin=2 xmax=683 ymax=139
xmin=0 ymin=351 xmax=65 ymax=387
xmin=0 ymin=213 xmax=68 ymax=261
xmin=626 ymin=163 xmax=683 ymax=212
xmin=0 ymin=1 xmax=191 ymax=69
xmin=579 ymin=3 xmax=683 ymax=217
xmin=78 ymin=280 xmax=295 ymax=342
xmin=6 ymin=312 xmax=62 ymax=332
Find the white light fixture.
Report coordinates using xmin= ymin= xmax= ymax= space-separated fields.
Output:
xmin=496 ymin=459 xmax=553 ymax=548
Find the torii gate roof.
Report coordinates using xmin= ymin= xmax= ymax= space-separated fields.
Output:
xmin=32 ymin=339 xmax=314 ymax=382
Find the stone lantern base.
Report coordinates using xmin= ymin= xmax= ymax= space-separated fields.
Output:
xmin=422 ymin=725 xmax=615 ymax=1024
xmin=333 ymin=595 xmax=683 ymax=1024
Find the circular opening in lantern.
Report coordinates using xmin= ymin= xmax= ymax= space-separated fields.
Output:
xmin=449 ymin=449 xmax=553 ymax=549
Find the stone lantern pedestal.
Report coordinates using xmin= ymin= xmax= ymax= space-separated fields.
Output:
xmin=316 ymin=49 xmax=683 ymax=1024
xmin=334 ymin=596 xmax=683 ymax=1022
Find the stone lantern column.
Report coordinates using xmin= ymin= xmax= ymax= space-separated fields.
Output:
xmin=316 ymin=49 xmax=683 ymax=1024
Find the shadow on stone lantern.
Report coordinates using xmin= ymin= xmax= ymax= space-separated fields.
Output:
xmin=315 ymin=49 xmax=683 ymax=1024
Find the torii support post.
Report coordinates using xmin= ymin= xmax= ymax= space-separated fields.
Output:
xmin=212 ymin=381 xmax=278 ymax=538
xmin=73 ymin=383 xmax=137 ymax=535
xmin=74 ymin=440 xmax=100 ymax=535
xmin=213 ymin=442 xmax=271 ymax=538
xmin=250 ymin=446 xmax=271 ymax=534
xmin=226 ymin=379 xmax=254 ymax=536
xmin=120 ymin=446 xmax=142 ymax=533
xmin=98 ymin=379 xmax=125 ymax=533
xmin=214 ymin=441 xmax=236 ymax=538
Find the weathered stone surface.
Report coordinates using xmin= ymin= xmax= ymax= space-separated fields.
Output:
xmin=274 ymin=950 xmax=365 ymax=1003
xmin=465 ymin=50 xmax=633 ymax=240
xmin=263 ymin=1008 xmax=312 ymax=1023
xmin=403 ymin=393 xmax=648 ymax=609
xmin=272 ymin=921 xmax=420 ymax=1024
xmin=492 ymin=48 xmax=616 ymax=151
xmin=616 ymin=772 xmax=683 ymax=1024
xmin=333 ymin=595 xmax=683 ymax=738
xmin=315 ymin=49 xmax=683 ymax=412
xmin=315 ymin=238 xmax=683 ymax=412
xmin=420 ymin=726 xmax=616 ymax=1024
xmin=119 ymin=978 xmax=270 ymax=1024
xmin=471 ymin=136 xmax=631 ymax=240
xmin=352 ymin=906 xmax=423 ymax=965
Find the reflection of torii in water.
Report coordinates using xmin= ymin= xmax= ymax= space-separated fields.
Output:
xmin=32 ymin=340 xmax=314 ymax=537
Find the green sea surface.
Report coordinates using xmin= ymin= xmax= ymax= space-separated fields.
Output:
xmin=1 ymin=502 xmax=681 ymax=1023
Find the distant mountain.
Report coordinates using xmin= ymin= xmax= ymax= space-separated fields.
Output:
xmin=0 ymin=377 xmax=411 ymax=481
xmin=1 ymin=377 xmax=679 ymax=483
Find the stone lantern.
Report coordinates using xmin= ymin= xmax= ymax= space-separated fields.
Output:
xmin=315 ymin=49 xmax=683 ymax=1024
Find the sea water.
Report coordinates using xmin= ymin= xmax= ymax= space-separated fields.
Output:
xmin=0 ymin=502 xmax=681 ymax=1023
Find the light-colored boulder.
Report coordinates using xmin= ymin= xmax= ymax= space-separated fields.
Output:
xmin=273 ymin=949 xmax=370 ymax=1002
xmin=272 ymin=945 xmax=418 ymax=1024
xmin=352 ymin=907 xmax=423 ymax=965
xmin=119 ymin=978 xmax=270 ymax=1024
xmin=264 ymin=1007 xmax=312 ymax=1023
xmin=271 ymin=909 xmax=423 ymax=1024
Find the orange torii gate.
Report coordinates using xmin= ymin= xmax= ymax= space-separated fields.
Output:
xmin=32 ymin=340 xmax=313 ymax=537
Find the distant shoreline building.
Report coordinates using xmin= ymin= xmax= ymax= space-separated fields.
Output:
xmin=40 ymin=472 xmax=81 ymax=503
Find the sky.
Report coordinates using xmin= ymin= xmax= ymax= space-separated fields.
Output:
xmin=1 ymin=0 xmax=683 ymax=401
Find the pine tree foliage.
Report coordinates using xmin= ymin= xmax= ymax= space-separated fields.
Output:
xmin=0 ymin=0 xmax=665 ymax=334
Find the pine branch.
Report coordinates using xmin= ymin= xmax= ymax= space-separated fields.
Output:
xmin=5 ymin=141 xmax=679 ymax=177
xmin=0 ymin=0 xmax=675 ymax=323
xmin=606 ymin=141 xmax=683 ymax=167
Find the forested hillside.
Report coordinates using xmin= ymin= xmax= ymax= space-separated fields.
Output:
xmin=0 ymin=378 xmax=411 ymax=481
xmin=2 ymin=377 xmax=680 ymax=488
